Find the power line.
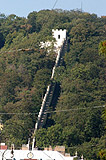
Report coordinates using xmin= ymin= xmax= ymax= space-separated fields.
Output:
xmin=0 ymin=105 xmax=105 ymax=115
xmin=52 ymin=0 xmax=58 ymax=9
xmin=0 ymin=113 xmax=36 ymax=115
xmin=46 ymin=105 xmax=105 ymax=113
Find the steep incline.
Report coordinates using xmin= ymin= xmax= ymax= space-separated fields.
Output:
xmin=32 ymin=29 xmax=67 ymax=149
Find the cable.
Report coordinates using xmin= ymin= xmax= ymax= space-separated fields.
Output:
xmin=0 ymin=113 xmax=37 ymax=115
xmin=52 ymin=0 xmax=58 ymax=9
xmin=0 ymin=105 xmax=105 ymax=115
xmin=46 ymin=105 xmax=105 ymax=113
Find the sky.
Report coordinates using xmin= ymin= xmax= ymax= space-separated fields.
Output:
xmin=0 ymin=0 xmax=106 ymax=18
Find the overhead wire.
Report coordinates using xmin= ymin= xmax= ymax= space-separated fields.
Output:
xmin=0 ymin=105 xmax=105 ymax=115
xmin=46 ymin=105 xmax=105 ymax=113
xmin=52 ymin=0 xmax=58 ymax=9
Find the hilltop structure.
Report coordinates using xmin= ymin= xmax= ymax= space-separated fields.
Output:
xmin=40 ymin=29 xmax=67 ymax=52
xmin=52 ymin=29 xmax=67 ymax=48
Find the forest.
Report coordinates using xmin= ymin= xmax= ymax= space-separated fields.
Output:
xmin=0 ymin=9 xmax=106 ymax=160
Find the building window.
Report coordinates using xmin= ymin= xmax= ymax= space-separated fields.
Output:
xmin=58 ymin=35 xmax=60 ymax=39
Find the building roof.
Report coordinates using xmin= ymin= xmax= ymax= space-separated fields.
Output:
xmin=0 ymin=150 xmax=76 ymax=160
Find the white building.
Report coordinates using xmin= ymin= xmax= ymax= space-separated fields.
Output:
xmin=52 ymin=29 xmax=67 ymax=49
xmin=0 ymin=149 xmax=78 ymax=160
xmin=40 ymin=29 xmax=67 ymax=52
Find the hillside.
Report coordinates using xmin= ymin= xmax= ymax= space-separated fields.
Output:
xmin=0 ymin=10 xmax=106 ymax=159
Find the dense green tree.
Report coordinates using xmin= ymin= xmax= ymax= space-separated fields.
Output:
xmin=0 ymin=10 xmax=105 ymax=159
xmin=0 ymin=32 xmax=5 ymax=48
xmin=1 ymin=115 xmax=33 ymax=147
xmin=36 ymin=124 xmax=63 ymax=147
xmin=27 ymin=11 xmax=37 ymax=32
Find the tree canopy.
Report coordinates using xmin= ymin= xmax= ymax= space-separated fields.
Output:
xmin=0 ymin=10 xmax=106 ymax=159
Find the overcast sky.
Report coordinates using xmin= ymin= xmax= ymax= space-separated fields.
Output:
xmin=0 ymin=0 xmax=106 ymax=18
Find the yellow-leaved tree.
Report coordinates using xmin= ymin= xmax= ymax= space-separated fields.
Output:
xmin=99 ymin=40 xmax=106 ymax=57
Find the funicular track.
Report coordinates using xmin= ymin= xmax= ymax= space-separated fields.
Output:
xmin=32 ymin=30 xmax=67 ymax=149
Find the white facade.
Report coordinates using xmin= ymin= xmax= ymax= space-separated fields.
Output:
xmin=40 ymin=29 xmax=67 ymax=52
xmin=52 ymin=29 xmax=67 ymax=49
xmin=0 ymin=150 xmax=77 ymax=160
